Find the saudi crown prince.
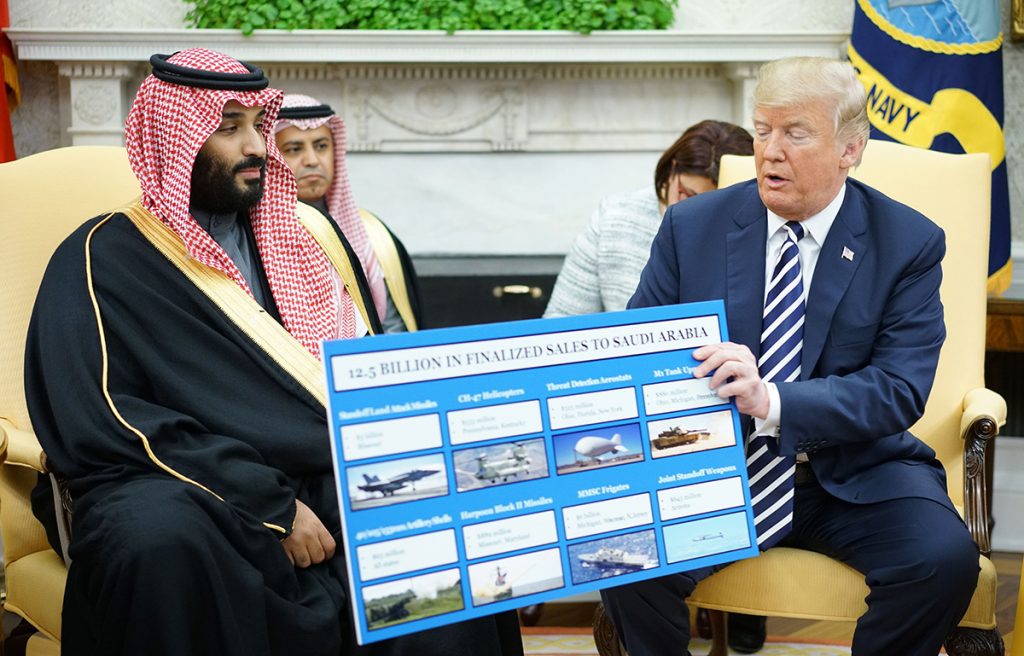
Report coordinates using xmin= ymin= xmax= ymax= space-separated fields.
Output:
xmin=26 ymin=49 xmax=522 ymax=656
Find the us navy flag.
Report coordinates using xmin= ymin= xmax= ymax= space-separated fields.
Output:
xmin=848 ymin=0 xmax=1011 ymax=294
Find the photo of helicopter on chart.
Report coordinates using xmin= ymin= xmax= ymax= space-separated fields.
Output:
xmin=452 ymin=437 xmax=549 ymax=492
xmin=553 ymin=423 xmax=645 ymax=475
xmin=346 ymin=452 xmax=450 ymax=511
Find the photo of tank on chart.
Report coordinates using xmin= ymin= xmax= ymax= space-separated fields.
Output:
xmin=647 ymin=410 xmax=736 ymax=459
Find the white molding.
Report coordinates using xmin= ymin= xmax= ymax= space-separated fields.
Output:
xmin=5 ymin=28 xmax=848 ymax=64
xmin=1009 ymin=240 xmax=1024 ymax=297
xmin=991 ymin=436 xmax=1024 ymax=553
xmin=56 ymin=61 xmax=136 ymax=78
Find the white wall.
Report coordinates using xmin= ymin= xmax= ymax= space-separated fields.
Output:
xmin=8 ymin=0 xmax=1022 ymax=257
xmin=993 ymin=436 xmax=1024 ymax=552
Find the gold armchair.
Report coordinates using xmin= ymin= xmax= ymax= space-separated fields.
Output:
xmin=593 ymin=140 xmax=1006 ymax=656
xmin=0 ymin=146 xmax=140 ymax=655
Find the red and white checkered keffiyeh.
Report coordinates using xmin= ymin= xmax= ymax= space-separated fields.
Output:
xmin=124 ymin=49 xmax=356 ymax=357
xmin=274 ymin=93 xmax=388 ymax=322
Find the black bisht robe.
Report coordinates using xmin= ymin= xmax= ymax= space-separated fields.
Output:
xmin=378 ymin=217 xmax=426 ymax=330
xmin=315 ymin=201 xmax=426 ymax=332
xmin=27 ymin=206 xmax=522 ymax=656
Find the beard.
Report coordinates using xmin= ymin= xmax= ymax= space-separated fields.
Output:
xmin=190 ymin=151 xmax=266 ymax=214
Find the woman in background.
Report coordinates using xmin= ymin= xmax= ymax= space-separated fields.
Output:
xmin=542 ymin=119 xmax=765 ymax=654
xmin=545 ymin=119 xmax=754 ymax=317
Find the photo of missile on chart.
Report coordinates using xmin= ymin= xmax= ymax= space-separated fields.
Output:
xmin=346 ymin=452 xmax=450 ymax=511
xmin=467 ymin=548 xmax=564 ymax=606
xmin=552 ymin=423 xmax=645 ymax=475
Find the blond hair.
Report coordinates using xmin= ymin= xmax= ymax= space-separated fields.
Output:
xmin=753 ymin=57 xmax=871 ymax=163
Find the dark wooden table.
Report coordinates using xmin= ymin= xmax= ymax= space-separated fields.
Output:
xmin=987 ymin=298 xmax=1024 ymax=351
xmin=983 ymin=297 xmax=1024 ymax=537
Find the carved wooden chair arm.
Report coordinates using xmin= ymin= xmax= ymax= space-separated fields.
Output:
xmin=960 ymin=388 xmax=1006 ymax=558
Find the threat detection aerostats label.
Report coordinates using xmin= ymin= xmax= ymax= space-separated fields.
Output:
xmin=324 ymin=300 xmax=757 ymax=644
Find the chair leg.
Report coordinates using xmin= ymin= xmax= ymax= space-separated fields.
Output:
xmin=944 ymin=627 xmax=1005 ymax=656
xmin=592 ymin=603 xmax=627 ymax=656
xmin=695 ymin=608 xmax=712 ymax=638
xmin=518 ymin=603 xmax=545 ymax=627
xmin=706 ymin=610 xmax=728 ymax=656
xmin=592 ymin=602 xmax=733 ymax=656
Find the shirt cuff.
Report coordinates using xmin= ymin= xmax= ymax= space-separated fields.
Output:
xmin=753 ymin=382 xmax=781 ymax=436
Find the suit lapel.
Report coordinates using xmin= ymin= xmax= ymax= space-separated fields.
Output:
xmin=726 ymin=189 xmax=768 ymax=354
xmin=802 ymin=184 xmax=867 ymax=376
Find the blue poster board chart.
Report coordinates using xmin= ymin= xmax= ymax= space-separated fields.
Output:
xmin=323 ymin=300 xmax=758 ymax=645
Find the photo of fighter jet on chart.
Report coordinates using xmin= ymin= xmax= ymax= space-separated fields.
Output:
xmin=452 ymin=437 xmax=549 ymax=492
xmin=346 ymin=453 xmax=449 ymax=511
xmin=552 ymin=423 xmax=645 ymax=475
xmin=646 ymin=409 xmax=737 ymax=459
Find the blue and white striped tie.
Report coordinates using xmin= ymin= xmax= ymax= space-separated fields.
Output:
xmin=747 ymin=221 xmax=804 ymax=549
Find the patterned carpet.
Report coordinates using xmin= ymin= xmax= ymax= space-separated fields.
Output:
xmin=521 ymin=628 xmax=852 ymax=656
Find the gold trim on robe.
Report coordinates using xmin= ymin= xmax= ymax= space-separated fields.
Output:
xmin=358 ymin=208 xmax=419 ymax=332
xmin=85 ymin=214 xmax=243 ymax=521
xmin=121 ymin=201 xmax=328 ymax=407
xmin=93 ymin=201 xmax=375 ymax=534
xmin=296 ymin=202 xmax=378 ymax=336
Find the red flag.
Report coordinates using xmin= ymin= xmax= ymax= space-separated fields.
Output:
xmin=1 ymin=0 xmax=19 ymax=162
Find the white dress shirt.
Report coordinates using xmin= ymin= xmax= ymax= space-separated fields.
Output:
xmin=754 ymin=184 xmax=847 ymax=443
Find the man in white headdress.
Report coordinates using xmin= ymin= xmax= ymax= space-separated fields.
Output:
xmin=275 ymin=94 xmax=422 ymax=333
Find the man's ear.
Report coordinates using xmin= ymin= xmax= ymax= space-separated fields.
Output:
xmin=839 ymin=137 xmax=866 ymax=170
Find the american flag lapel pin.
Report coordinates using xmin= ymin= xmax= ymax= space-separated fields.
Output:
xmin=842 ymin=246 xmax=855 ymax=262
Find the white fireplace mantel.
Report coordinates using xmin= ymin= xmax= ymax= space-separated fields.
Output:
xmin=3 ymin=28 xmax=850 ymax=255
xmin=7 ymin=28 xmax=848 ymax=64
xmin=5 ymin=28 xmax=849 ymax=151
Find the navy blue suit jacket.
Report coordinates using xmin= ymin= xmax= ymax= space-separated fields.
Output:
xmin=630 ymin=178 xmax=954 ymax=513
